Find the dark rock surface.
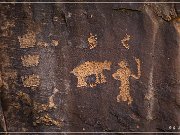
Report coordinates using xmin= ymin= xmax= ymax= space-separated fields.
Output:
xmin=0 ymin=1 xmax=180 ymax=134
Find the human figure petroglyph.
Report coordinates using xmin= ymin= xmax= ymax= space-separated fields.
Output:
xmin=112 ymin=58 xmax=141 ymax=105
xmin=71 ymin=61 xmax=112 ymax=87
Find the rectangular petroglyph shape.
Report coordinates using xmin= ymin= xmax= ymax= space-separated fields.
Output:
xmin=21 ymin=54 xmax=40 ymax=67
xmin=112 ymin=58 xmax=141 ymax=105
xmin=22 ymin=74 xmax=40 ymax=87
xmin=18 ymin=31 xmax=36 ymax=48
xmin=37 ymin=41 xmax=49 ymax=47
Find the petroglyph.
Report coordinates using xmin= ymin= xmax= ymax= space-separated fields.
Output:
xmin=1 ymin=20 xmax=15 ymax=37
xmin=88 ymin=33 xmax=97 ymax=49
xmin=1 ymin=50 xmax=11 ymax=67
xmin=37 ymin=41 xmax=49 ymax=48
xmin=1 ymin=71 xmax=17 ymax=89
xmin=0 ymin=72 xmax=3 ymax=88
xmin=1 ymin=46 xmax=18 ymax=89
xmin=173 ymin=17 xmax=180 ymax=34
xmin=51 ymin=40 xmax=59 ymax=46
xmin=18 ymin=31 xmax=36 ymax=48
xmin=21 ymin=54 xmax=40 ymax=67
xmin=17 ymin=91 xmax=32 ymax=105
xmin=48 ymin=88 xmax=59 ymax=108
xmin=112 ymin=58 xmax=141 ymax=105
xmin=22 ymin=74 xmax=40 ymax=88
xmin=121 ymin=34 xmax=131 ymax=49
xmin=34 ymin=114 xmax=61 ymax=127
xmin=17 ymin=91 xmax=60 ymax=127
xmin=71 ymin=61 xmax=112 ymax=87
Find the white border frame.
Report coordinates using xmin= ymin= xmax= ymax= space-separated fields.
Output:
xmin=0 ymin=1 xmax=179 ymax=3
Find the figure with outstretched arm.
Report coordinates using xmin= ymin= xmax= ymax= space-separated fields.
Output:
xmin=112 ymin=58 xmax=141 ymax=105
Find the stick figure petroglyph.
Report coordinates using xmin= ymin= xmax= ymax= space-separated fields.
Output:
xmin=112 ymin=58 xmax=141 ymax=105
xmin=71 ymin=61 xmax=112 ymax=87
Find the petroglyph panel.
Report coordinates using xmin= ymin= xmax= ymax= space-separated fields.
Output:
xmin=71 ymin=61 xmax=112 ymax=87
xmin=21 ymin=54 xmax=40 ymax=67
xmin=1 ymin=3 xmax=178 ymax=132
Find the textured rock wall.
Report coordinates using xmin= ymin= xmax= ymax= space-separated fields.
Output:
xmin=0 ymin=1 xmax=180 ymax=133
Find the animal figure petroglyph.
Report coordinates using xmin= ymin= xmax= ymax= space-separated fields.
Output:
xmin=71 ymin=61 xmax=112 ymax=87
xmin=112 ymin=58 xmax=141 ymax=105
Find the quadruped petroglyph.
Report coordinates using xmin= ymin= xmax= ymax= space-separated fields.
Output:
xmin=71 ymin=61 xmax=112 ymax=87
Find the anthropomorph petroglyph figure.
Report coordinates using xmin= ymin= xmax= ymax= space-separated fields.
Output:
xmin=112 ymin=58 xmax=141 ymax=105
xmin=71 ymin=61 xmax=112 ymax=87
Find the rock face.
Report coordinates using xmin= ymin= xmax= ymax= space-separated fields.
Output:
xmin=0 ymin=1 xmax=180 ymax=133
